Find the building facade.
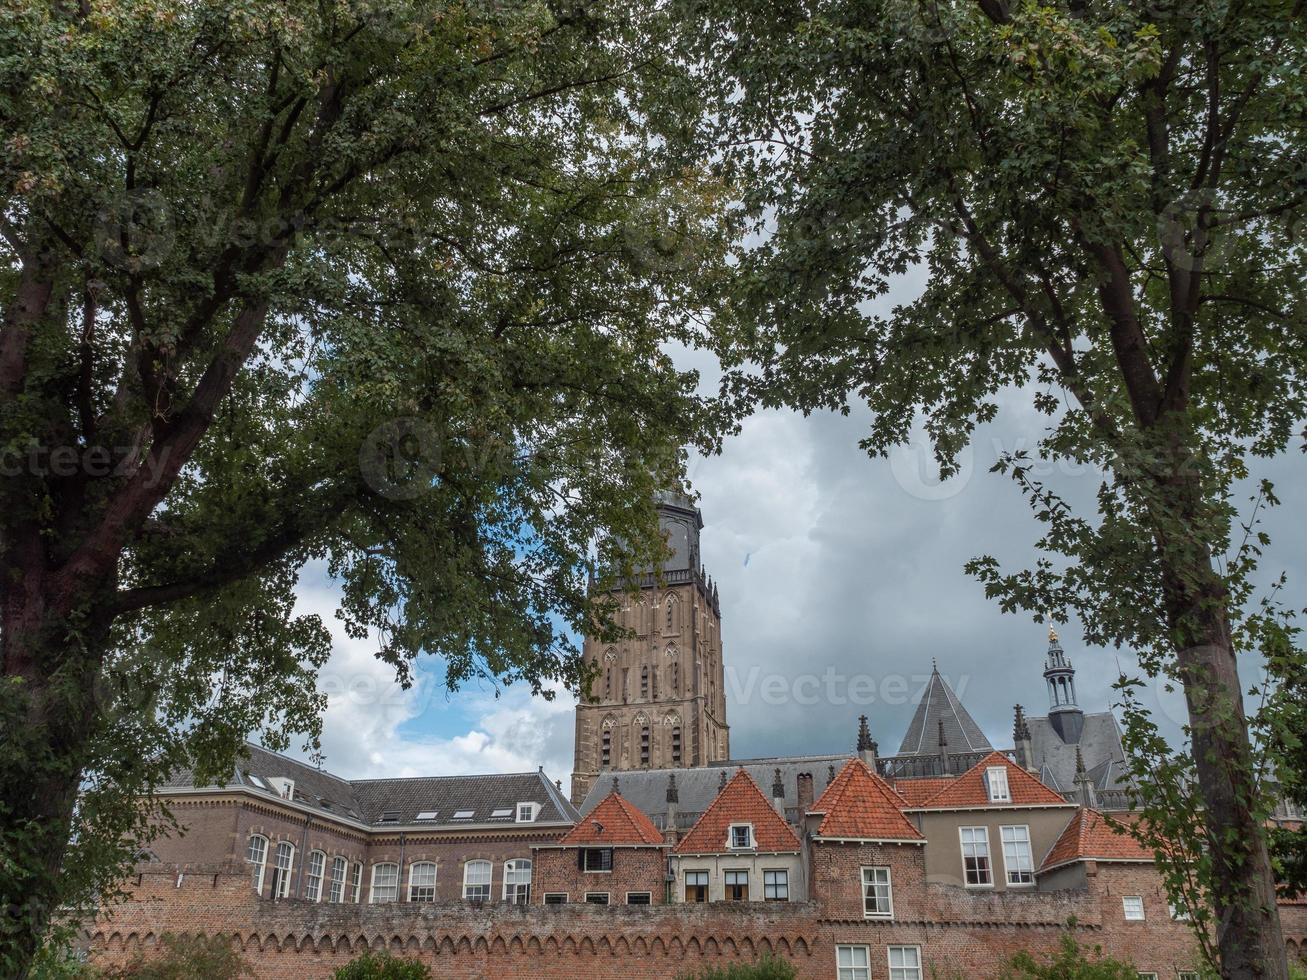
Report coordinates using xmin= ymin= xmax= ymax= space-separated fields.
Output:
xmin=569 ymin=491 xmax=729 ymax=806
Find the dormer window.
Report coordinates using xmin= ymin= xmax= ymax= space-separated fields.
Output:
xmin=379 ymin=810 xmax=401 ymax=824
xmin=517 ymin=802 xmax=540 ymax=823
xmin=266 ymin=776 xmax=294 ymax=800
xmin=985 ymin=766 xmax=1011 ymax=803
xmin=728 ymin=824 xmax=754 ymax=850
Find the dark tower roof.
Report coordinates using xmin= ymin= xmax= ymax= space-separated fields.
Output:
xmin=896 ymin=664 xmax=993 ymax=756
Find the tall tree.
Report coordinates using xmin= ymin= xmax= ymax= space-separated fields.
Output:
xmin=0 ymin=2 xmax=721 ymax=975
xmin=683 ymin=0 xmax=1304 ymax=974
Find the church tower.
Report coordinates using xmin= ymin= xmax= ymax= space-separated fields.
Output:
xmin=570 ymin=492 xmax=729 ymax=806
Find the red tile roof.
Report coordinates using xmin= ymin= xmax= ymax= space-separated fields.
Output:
xmin=915 ymin=751 xmax=1071 ymax=809
xmin=674 ymin=769 xmax=801 ymax=854
xmin=560 ymin=792 xmax=663 ymax=847
xmin=891 ymin=777 xmax=954 ymax=807
xmin=810 ymin=759 xmax=924 ymax=842
xmin=1039 ymin=808 xmax=1154 ymax=871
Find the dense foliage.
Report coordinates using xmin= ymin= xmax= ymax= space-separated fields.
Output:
xmin=332 ymin=951 xmax=432 ymax=980
xmin=680 ymin=0 xmax=1305 ymax=974
xmin=995 ymin=931 xmax=1142 ymax=980
xmin=0 ymin=1 xmax=723 ymax=975
xmin=677 ymin=955 xmax=797 ymax=980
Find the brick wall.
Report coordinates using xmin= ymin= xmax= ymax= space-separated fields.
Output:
xmin=85 ymin=860 xmax=1265 ymax=980
xmin=532 ymin=846 xmax=667 ymax=905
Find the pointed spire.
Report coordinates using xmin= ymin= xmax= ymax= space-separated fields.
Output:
xmin=828 ymin=763 xmax=837 ymax=783
xmin=1075 ymin=745 xmax=1086 ymax=777
xmin=612 ymin=775 xmax=621 ymax=796
xmin=1013 ymin=704 xmax=1031 ymax=742
xmin=666 ymin=772 xmax=679 ymax=804
xmin=718 ymin=769 xmax=728 ymax=792
xmin=772 ymin=768 xmax=784 ymax=799
xmin=857 ymin=715 xmax=874 ymax=752
xmin=897 ymin=662 xmax=992 ymax=756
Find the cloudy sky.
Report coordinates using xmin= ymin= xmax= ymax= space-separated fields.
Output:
xmin=289 ymin=295 xmax=1307 ymax=794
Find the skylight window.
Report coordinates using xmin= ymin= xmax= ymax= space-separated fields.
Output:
xmin=453 ymin=809 xmax=475 ymax=820
xmin=416 ymin=811 xmax=439 ymax=821
xmin=490 ymin=808 xmax=513 ymax=819
xmin=379 ymin=810 xmax=401 ymax=823
xmin=245 ymin=773 xmax=269 ymax=790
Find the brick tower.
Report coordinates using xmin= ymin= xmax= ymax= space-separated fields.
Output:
xmin=570 ymin=492 xmax=729 ymax=806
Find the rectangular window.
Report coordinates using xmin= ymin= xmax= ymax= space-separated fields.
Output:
xmin=408 ymin=862 xmax=437 ymax=902
xmin=763 ymin=869 xmax=789 ymax=901
xmin=836 ymin=945 xmax=870 ymax=980
xmin=516 ymin=802 xmax=538 ymax=822
xmin=582 ymin=848 xmax=613 ymax=872
xmin=960 ymin=827 xmax=992 ymax=886
xmin=888 ymin=946 xmax=922 ymax=980
xmin=640 ymin=726 xmax=650 ymax=765
xmin=1000 ymin=825 xmax=1035 ymax=885
xmin=503 ymin=859 xmax=532 ymax=905
xmin=601 ymin=730 xmax=611 ymax=767
xmin=370 ymin=863 xmax=399 ymax=903
xmin=462 ymin=860 xmax=492 ymax=902
xmin=685 ymin=870 xmax=709 ymax=903
xmin=328 ymin=857 xmax=347 ymax=903
xmin=861 ymin=867 xmax=892 ymax=918
xmin=1137 ymin=975 xmax=1158 ymax=980
xmin=350 ymin=862 xmax=362 ymax=903
xmin=724 ymin=870 xmax=749 ymax=901
xmin=986 ymin=766 xmax=1011 ymax=802
xmin=1177 ymin=974 xmax=1200 ymax=980
xmin=584 ymin=892 xmax=610 ymax=905
xmin=1123 ymin=896 xmax=1145 ymax=921
xmin=305 ymin=851 xmax=325 ymax=901
xmin=543 ymin=893 xmax=567 ymax=905
xmin=672 ymin=726 xmax=682 ymax=763
xmin=626 ymin=892 xmax=652 ymax=905
xmin=729 ymin=824 xmax=753 ymax=849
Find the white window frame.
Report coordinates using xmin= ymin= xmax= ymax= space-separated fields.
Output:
xmin=625 ymin=891 xmax=652 ymax=905
xmin=582 ymin=847 xmax=613 ymax=873
xmin=350 ymin=861 xmax=363 ymax=903
xmin=1123 ymin=895 xmax=1146 ymax=921
xmin=462 ymin=859 xmax=492 ymax=902
xmin=728 ymin=823 xmax=754 ymax=850
xmin=999 ymin=825 xmax=1035 ymax=886
xmin=369 ymin=862 xmax=399 ymax=903
xmin=245 ymin=835 xmax=267 ymax=895
xmin=763 ymin=868 xmax=789 ymax=901
xmin=723 ymin=868 xmax=750 ymax=901
xmin=584 ymin=891 xmax=610 ymax=905
xmin=836 ymin=944 xmax=871 ymax=980
xmin=986 ymin=766 xmax=1011 ymax=803
xmin=1169 ymin=901 xmax=1192 ymax=921
xmin=960 ymin=826 xmax=993 ymax=887
xmin=503 ymin=858 xmax=532 ymax=904
xmin=305 ymin=850 xmax=326 ymax=901
xmin=271 ymin=841 xmax=295 ymax=899
xmin=328 ymin=856 xmax=347 ymax=903
xmin=543 ymin=892 xmax=568 ymax=904
xmin=1176 ymin=973 xmax=1200 ymax=980
xmin=516 ymin=802 xmax=540 ymax=823
xmin=888 ymin=945 xmax=923 ymax=980
xmin=861 ymin=866 xmax=893 ymax=918
xmin=408 ymin=861 xmax=437 ymax=902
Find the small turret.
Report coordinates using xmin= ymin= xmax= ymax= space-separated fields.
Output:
xmin=1013 ymin=704 xmax=1033 ymax=769
xmin=1073 ymin=745 xmax=1097 ymax=809
xmin=857 ymin=715 xmax=879 ymax=768
xmin=1044 ymin=621 xmax=1084 ymax=744
xmin=771 ymin=768 xmax=786 ymax=815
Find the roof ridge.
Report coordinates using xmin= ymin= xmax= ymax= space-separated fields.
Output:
xmin=350 ymin=770 xmax=546 ymax=786
xmin=918 ymin=750 xmax=1069 ymax=809
xmin=813 ymin=759 xmax=923 ymax=842
xmin=673 ymin=768 xmax=800 ymax=854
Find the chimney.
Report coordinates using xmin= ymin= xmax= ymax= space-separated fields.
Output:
xmin=664 ymin=773 xmax=680 ymax=845
xmin=857 ymin=715 xmax=878 ymax=769
xmin=1013 ymin=704 xmax=1033 ymax=769
xmin=771 ymin=768 xmax=786 ymax=816
xmin=796 ymin=772 xmax=814 ymax=813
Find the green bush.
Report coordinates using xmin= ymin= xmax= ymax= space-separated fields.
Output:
xmin=332 ymin=951 xmax=433 ymax=980
xmin=27 ymin=945 xmax=99 ymax=980
xmin=678 ymin=955 xmax=797 ymax=980
xmin=102 ymin=933 xmax=252 ymax=979
xmin=996 ymin=932 xmax=1138 ymax=980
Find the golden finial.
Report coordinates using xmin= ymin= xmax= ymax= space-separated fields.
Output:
xmin=1048 ymin=623 xmax=1058 ymax=643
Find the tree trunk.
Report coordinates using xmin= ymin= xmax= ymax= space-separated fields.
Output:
xmin=1 ymin=586 xmax=105 ymax=980
xmin=1165 ymin=564 xmax=1288 ymax=978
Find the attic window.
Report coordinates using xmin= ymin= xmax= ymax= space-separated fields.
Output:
xmin=516 ymin=802 xmax=540 ymax=823
xmin=416 ymin=811 xmax=439 ymax=821
xmin=453 ymin=809 xmax=475 ymax=820
xmin=728 ymin=824 xmax=754 ymax=850
xmin=379 ymin=810 xmax=401 ymax=824
xmin=985 ymin=766 xmax=1011 ymax=803
xmin=490 ymin=808 xmax=514 ymax=819
xmin=246 ymin=773 xmax=269 ymax=790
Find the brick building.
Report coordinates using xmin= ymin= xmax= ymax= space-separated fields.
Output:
xmin=84 ymin=494 xmax=1307 ymax=976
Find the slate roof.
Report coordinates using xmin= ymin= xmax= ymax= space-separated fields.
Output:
xmin=896 ymin=665 xmax=993 ymax=756
xmin=915 ymin=751 xmax=1072 ymax=810
xmin=1039 ymin=808 xmax=1153 ymax=872
xmin=159 ymin=742 xmax=578 ymax=828
xmin=810 ymin=759 xmax=924 ymax=842
xmin=673 ymin=769 xmax=801 ymax=854
xmin=578 ymin=754 xmax=852 ymax=829
xmin=559 ymin=792 xmax=664 ymax=846
xmin=1027 ymin=712 xmax=1132 ymax=794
